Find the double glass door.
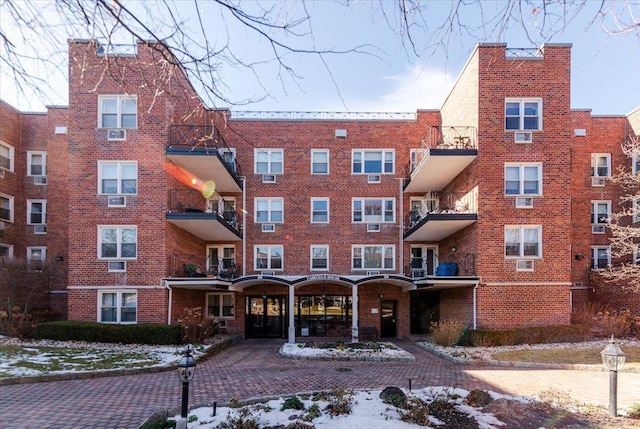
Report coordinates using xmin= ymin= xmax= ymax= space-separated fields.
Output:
xmin=246 ymin=296 xmax=286 ymax=338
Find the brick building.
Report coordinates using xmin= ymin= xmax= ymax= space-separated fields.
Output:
xmin=1 ymin=40 xmax=638 ymax=340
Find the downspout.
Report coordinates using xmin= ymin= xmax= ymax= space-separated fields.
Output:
xmin=472 ymin=284 xmax=477 ymax=330
xmin=165 ymin=280 xmax=173 ymax=325
xmin=241 ymin=176 xmax=246 ymax=276
xmin=397 ymin=178 xmax=404 ymax=275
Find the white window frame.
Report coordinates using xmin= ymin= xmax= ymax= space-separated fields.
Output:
xmin=504 ymin=225 xmax=542 ymax=259
xmin=206 ymin=293 xmax=235 ymax=319
xmin=505 ymin=163 xmax=542 ymax=196
xmin=634 ymin=198 xmax=639 ymax=223
xmin=0 ymin=193 xmax=14 ymax=223
xmin=98 ymin=225 xmax=138 ymax=260
xmin=98 ymin=95 xmax=138 ymax=129
xmin=634 ymin=245 xmax=640 ymax=266
xmin=311 ymin=149 xmax=329 ymax=175
xmin=351 ymin=245 xmax=395 ymax=270
xmin=591 ymin=153 xmax=611 ymax=178
xmin=254 ymin=245 xmax=283 ymax=271
xmin=0 ymin=244 xmax=13 ymax=259
xmin=310 ymin=245 xmax=329 ymax=271
xmin=311 ymin=198 xmax=329 ymax=223
xmin=206 ymin=244 xmax=236 ymax=273
xmin=254 ymin=148 xmax=283 ymax=174
xmin=27 ymin=151 xmax=47 ymax=177
xmin=254 ymin=198 xmax=283 ymax=223
xmin=505 ymin=97 xmax=542 ymax=131
xmin=98 ymin=290 xmax=137 ymax=324
xmin=352 ymin=198 xmax=395 ymax=223
xmin=27 ymin=246 xmax=46 ymax=262
xmin=633 ymin=154 xmax=640 ymax=175
xmin=591 ymin=246 xmax=611 ymax=270
xmin=591 ymin=200 xmax=611 ymax=225
xmin=98 ymin=161 xmax=138 ymax=195
xmin=351 ymin=149 xmax=395 ymax=174
xmin=27 ymin=199 xmax=47 ymax=225
xmin=0 ymin=141 xmax=14 ymax=172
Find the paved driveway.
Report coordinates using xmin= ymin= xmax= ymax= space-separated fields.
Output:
xmin=2 ymin=339 xmax=640 ymax=428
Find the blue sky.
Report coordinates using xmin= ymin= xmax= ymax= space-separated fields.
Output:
xmin=2 ymin=1 xmax=639 ymax=115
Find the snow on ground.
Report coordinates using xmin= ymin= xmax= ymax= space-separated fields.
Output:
xmin=280 ymin=341 xmax=415 ymax=361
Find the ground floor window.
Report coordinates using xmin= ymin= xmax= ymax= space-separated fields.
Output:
xmin=98 ymin=290 xmax=137 ymax=323
xmin=295 ymin=295 xmax=352 ymax=337
xmin=206 ymin=293 xmax=235 ymax=318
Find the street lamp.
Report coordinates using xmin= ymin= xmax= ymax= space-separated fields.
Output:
xmin=601 ymin=335 xmax=626 ymax=417
xmin=177 ymin=346 xmax=197 ymax=428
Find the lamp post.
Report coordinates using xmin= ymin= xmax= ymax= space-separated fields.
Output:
xmin=600 ymin=335 xmax=626 ymax=417
xmin=177 ymin=346 xmax=196 ymax=428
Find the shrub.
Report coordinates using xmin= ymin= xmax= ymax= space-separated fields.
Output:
xmin=571 ymin=302 xmax=608 ymax=326
xmin=0 ymin=307 xmax=61 ymax=338
xmin=462 ymin=324 xmax=590 ymax=347
xmin=627 ymin=403 xmax=640 ymax=420
xmin=592 ymin=309 xmax=636 ymax=338
xmin=32 ymin=321 xmax=183 ymax=344
xmin=176 ymin=307 xmax=219 ymax=343
xmin=303 ymin=403 xmax=321 ymax=421
xmin=429 ymin=319 xmax=466 ymax=346
xmin=281 ymin=396 xmax=305 ymax=411
xmin=466 ymin=389 xmax=493 ymax=407
xmin=324 ymin=389 xmax=353 ymax=417
xmin=399 ymin=397 xmax=431 ymax=426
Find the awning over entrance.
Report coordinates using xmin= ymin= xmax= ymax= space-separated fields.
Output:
xmin=231 ymin=273 xmax=416 ymax=291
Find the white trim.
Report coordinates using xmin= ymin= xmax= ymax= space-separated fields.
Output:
xmin=0 ymin=192 xmax=14 ymax=223
xmin=27 ymin=199 xmax=47 ymax=226
xmin=504 ymin=163 xmax=542 ymax=196
xmin=591 ymin=153 xmax=611 ymax=178
xmin=68 ymin=285 xmax=162 ymax=290
xmin=310 ymin=197 xmax=329 ymax=224
xmin=351 ymin=244 xmax=395 ymax=270
xmin=205 ymin=292 xmax=236 ymax=319
xmin=254 ymin=148 xmax=283 ymax=175
xmin=310 ymin=244 xmax=329 ymax=271
xmin=504 ymin=225 xmax=542 ymax=259
xmin=97 ymin=160 xmax=138 ymax=195
xmin=27 ymin=151 xmax=47 ymax=177
xmin=97 ymin=289 xmax=138 ymax=324
xmin=97 ymin=94 xmax=138 ymax=129
xmin=254 ymin=197 xmax=284 ymax=224
xmin=351 ymin=149 xmax=395 ymax=175
xmin=311 ymin=149 xmax=329 ymax=175
xmin=505 ymin=97 xmax=542 ymax=131
xmin=352 ymin=197 xmax=396 ymax=223
xmin=0 ymin=244 xmax=14 ymax=258
xmin=97 ymin=225 xmax=138 ymax=260
xmin=0 ymin=140 xmax=15 ymax=173
xmin=254 ymin=244 xmax=284 ymax=271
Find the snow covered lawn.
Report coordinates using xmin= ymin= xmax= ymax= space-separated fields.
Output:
xmin=280 ymin=341 xmax=415 ymax=361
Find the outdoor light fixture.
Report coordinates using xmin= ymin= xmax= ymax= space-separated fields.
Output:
xmin=601 ymin=335 xmax=626 ymax=417
xmin=177 ymin=346 xmax=197 ymax=428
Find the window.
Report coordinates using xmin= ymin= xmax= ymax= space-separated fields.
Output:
xmin=255 ymin=245 xmax=283 ymax=270
xmin=99 ymin=161 xmax=138 ymax=194
xmin=505 ymin=164 xmax=542 ymax=196
xmin=311 ymin=198 xmax=329 ymax=223
xmin=255 ymin=149 xmax=283 ymax=174
xmin=352 ymin=245 xmax=394 ymax=270
xmin=505 ymin=226 xmax=542 ymax=258
xmin=591 ymin=246 xmax=610 ymax=270
xmin=633 ymin=154 xmax=640 ymax=175
xmin=352 ymin=150 xmax=394 ymax=174
xmin=591 ymin=201 xmax=611 ymax=225
xmin=0 ymin=245 xmax=13 ymax=260
xmin=0 ymin=194 xmax=13 ymax=223
xmin=352 ymin=198 xmax=395 ymax=223
xmin=311 ymin=245 xmax=329 ymax=270
xmin=99 ymin=291 xmax=137 ymax=323
xmin=98 ymin=95 xmax=138 ymax=128
xmin=27 ymin=151 xmax=47 ymax=176
xmin=591 ymin=154 xmax=611 ymax=178
xmin=505 ymin=98 xmax=542 ymax=130
xmin=206 ymin=293 xmax=235 ymax=318
xmin=27 ymin=200 xmax=46 ymax=225
xmin=27 ymin=246 xmax=46 ymax=262
xmin=311 ymin=150 xmax=329 ymax=174
xmin=0 ymin=141 xmax=14 ymax=172
xmin=98 ymin=226 xmax=137 ymax=259
xmin=255 ymin=198 xmax=283 ymax=223
xmin=207 ymin=245 xmax=236 ymax=275
xmin=634 ymin=198 xmax=639 ymax=223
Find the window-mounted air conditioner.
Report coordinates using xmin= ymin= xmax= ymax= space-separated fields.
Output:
xmin=366 ymin=270 xmax=381 ymax=276
xmin=34 ymin=225 xmax=47 ymax=234
xmin=108 ymin=196 xmax=126 ymax=207
xmin=261 ymin=223 xmax=275 ymax=232
xmin=592 ymin=177 xmax=606 ymax=187
xmin=516 ymin=260 xmax=534 ymax=271
xmin=573 ymin=282 xmax=584 ymax=288
xmin=367 ymin=223 xmax=381 ymax=232
xmin=107 ymin=129 xmax=126 ymax=141
xmin=592 ymin=225 xmax=606 ymax=234
xmin=515 ymin=197 xmax=533 ymax=208
xmin=262 ymin=174 xmax=276 ymax=183
xmin=0 ymin=170 xmax=5 ymax=178
xmin=260 ymin=270 xmax=275 ymax=276
xmin=108 ymin=261 xmax=126 ymax=272
xmin=218 ymin=320 xmax=227 ymax=328
xmin=367 ymin=175 xmax=381 ymax=184
xmin=33 ymin=176 xmax=47 ymax=185
xmin=514 ymin=132 xmax=533 ymax=143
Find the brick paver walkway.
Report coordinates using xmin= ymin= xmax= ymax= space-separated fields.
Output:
xmin=1 ymin=339 xmax=640 ymax=428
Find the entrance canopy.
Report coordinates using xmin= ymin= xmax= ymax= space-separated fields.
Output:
xmin=231 ymin=273 xmax=415 ymax=291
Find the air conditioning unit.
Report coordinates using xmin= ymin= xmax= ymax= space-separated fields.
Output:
xmin=34 ymin=225 xmax=47 ymax=234
xmin=108 ymin=261 xmax=126 ymax=272
xmin=367 ymin=175 xmax=381 ymax=183
xmin=261 ymin=270 xmax=275 ymax=276
xmin=108 ymin=196 xmax=126 ymax=207
xmin=367 ymin=223 xmax=381 ymax=232
xmin=592 ymin=225 xmax=606 ymax=234
xmin=262 ymin=174 xmax=276 ymax=183
xmin=411 ymin=269 xmax=426 ymax=278
xmin=366 ymin=270 xmax=381 ymax=276
xmin=218 ymin=320 xmax=227 ymax=328
xmin=516 ymin=260 xmax=534 ymax=271
xmin=107 ymin=129 xmax=126 ymax=141
xmin=33 ymin=176 xmax=47 ymax=185
xmin=514 ymin=132 xmax=533 ymax=143
xmin=592 ymin=177 xmax=606 ymax=187
xmin=573 ymin=282 xmax=584 ymax=288
xmin=0 ymin=221 xmax=5 ymax=230
xmin=515 ymin=197 xmax=533 ymax=208
xmin=0 ymin=170 xmax=4 ymax=178
xmin=261 ymin=223 xmax=275 ymax=232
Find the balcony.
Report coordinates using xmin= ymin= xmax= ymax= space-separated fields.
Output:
xmin=166 ymin=190 xmax=242 ymax=241
xmin=405 ymin=189 xmax=478 ymax=241
xmin=404 ymin=126 xmax=477 ymax=193
xmin=167 ymin=125 xmax=243 ymax=193
xmin=411 ymin=254 xmax=479 ymax=290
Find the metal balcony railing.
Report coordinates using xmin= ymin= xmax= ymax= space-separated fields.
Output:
xmin=170 ymin=254 xmax=241 ymax=279
xmin=168 ymin=189 xmax=242 ymax=232
xmin=406 ymin=126 xmax=477 ymax=177
xmin=407 ymin=190 xmax=478 ymax=228
xmin=168 ymin=125 xmax=242 ymax=176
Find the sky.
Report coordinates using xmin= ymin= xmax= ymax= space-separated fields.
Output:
xmin=1 ymin=1 xmax=639 ymax=115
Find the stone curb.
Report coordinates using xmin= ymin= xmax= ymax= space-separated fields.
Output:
xmin=0 ymin=335 xmax=239 ymax=386
xmin=278 ymin=343 xmax=416 ymax=362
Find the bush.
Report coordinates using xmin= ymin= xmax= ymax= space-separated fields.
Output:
xmin=177 ymin=307 xmax=219 ymax=343
xmin=466 ymin=389 xmax=493 ymax=407
xmin=462 ymin=324 xmax=590 ymax=347
xmin=0 ymin=307 xmax=61 ymax=339
xmin=592 ymin=309 xmax=637 ymax=338
xmin=281 ymin=396 xmax=305 ymax=411
xmin=627 ymin=403 xmax=640 ymax=420
xmin=430 ymin=319 xmax=466 ymax=346
xmin=32 ymin=321 xmax=183 ymax=344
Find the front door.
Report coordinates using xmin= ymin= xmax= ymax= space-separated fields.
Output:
xmin=246 ymin=296 xmax=287 ymax=338
xmin=380 ymin=300 xmax=397 ymax=337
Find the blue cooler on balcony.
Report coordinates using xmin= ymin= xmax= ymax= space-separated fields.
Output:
xmin=436 ymin=262 xmax=458 ymax=276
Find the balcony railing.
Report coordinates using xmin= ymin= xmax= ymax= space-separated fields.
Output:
xmin=170 ymin=254 xmax=240 ymax=279
xmin=405 ymin=253 xmax=477 ymax=277
xmin=168 ymin=125 xmax=242 ymax=176
xmin=407 ymin=189 xmax=478 ymax=227
xmin=406 ymin=126 xmax=477 ymax=176
xmin=168 ymin=189 xmax=242 ymax=231
xmin=505 ymin=48 xmax=543 ymax=58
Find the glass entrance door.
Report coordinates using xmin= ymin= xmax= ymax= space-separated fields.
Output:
xmin=246 ymin=296 xmax=287 ymax=338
